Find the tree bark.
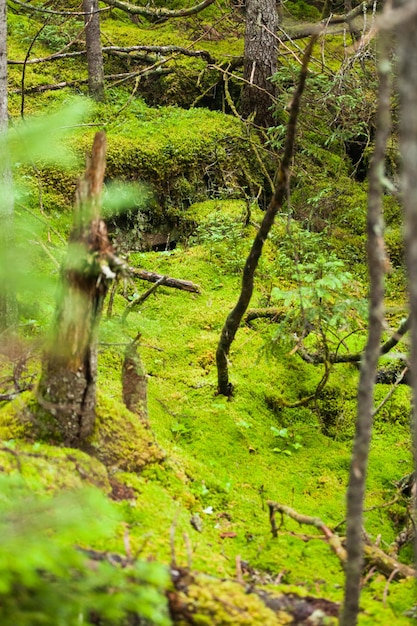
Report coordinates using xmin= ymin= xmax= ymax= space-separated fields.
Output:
xmin=122 ymin=334 xmax=148 ymax=422
xmin=216 ymin=36 xmax=316 ymax=396
xmin=0 ymin=0 xmax=17 ymax=332
xmin=241 ymin=0 xmax=278 ymax=128
xmin=397 ymin=0 xmax=417 ymax=573
xmin=37 ymin=132 xmax=112 ymax=446
xmin=340 ymin=32 xmax=391 ymax=626
xmin=83 ymin=0 xmax=105 ymax=102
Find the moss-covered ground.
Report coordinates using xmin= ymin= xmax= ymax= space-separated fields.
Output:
xmin=0 ymin=1 xmax=415 ymax=624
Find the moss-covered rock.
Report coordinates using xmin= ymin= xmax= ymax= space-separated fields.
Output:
xmin=85 ymin=392 xmax=165 ymax=473
xmin=168 ymin=570 xmax=339 ymax=625
xmin=0 ymin=440 xmax=110 ymax=493
xmin=0 ymin=390 xmax=164 ymax=474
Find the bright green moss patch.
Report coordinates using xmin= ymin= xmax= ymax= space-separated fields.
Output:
xmin=0 ymin=392 xmax=35 ymax=441
xmin=1 ymin=3 xmax=415 ymax=623
xmin=86 ymin=392 xmax=165 ymax=472
xmin=0 ymin=440 xmax=110 ymax=493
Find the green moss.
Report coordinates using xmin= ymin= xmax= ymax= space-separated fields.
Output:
xmin=0 ymin=392 xmax=35 ymax=440
xmin=284 ymin=1 xmax=321 ymax=20
xmin=2 ymin=5 xmax=415 ymax=623
xmin=178 ymin=575 xmax=292 ymax=625
xmin=0 ymin=440 xmax=110 ymax=493
xmin=85 ymin=392 xmax=165 ymax=472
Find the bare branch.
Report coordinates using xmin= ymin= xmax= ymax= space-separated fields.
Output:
xmin=276 ymin=0 xmax=381 ymax=42
xmin=8 ymin=0 xmax=110 ymax=16
xmin=9 ymin=45 xmax=216 ymax=65
xmin=297 ymin=315 xmax=410 ymax=364
xmin=101 ymin=0 xmax=215 ymax=20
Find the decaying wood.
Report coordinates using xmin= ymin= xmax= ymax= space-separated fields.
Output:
xmin=245 ymin=307 xmax=285 ymax=324
xmin=168 ymin=566 xmax=340 ymax=625
xmin=131 ymin=268 xmax=201 ymax=293
xmin=267 ymin=501 xmax=416 ymax=582
xmin=362 ymin=543 xmax=415 ymax=580
xmin=37 ymin=132 xmax=113 ymax=445
xmin=36 ymin=132 xmax=199 ymax=445
xmin=122 ymin=333 xmax=148 ymax=422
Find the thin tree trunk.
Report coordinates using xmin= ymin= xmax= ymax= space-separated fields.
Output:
xmin=397 ymin=0 xmax=417 ymax=572
xmin=83 ymin=0 xmax=105 ymax=101
xmin=340 ymin=33 xmax=391 ymax=626
xmin=241 ymin=0 xmax=278 ymax=128
xmin=0 ymin=0 xmax=17 ymax=332
xmin=216 ymin=36 xmax=317 ymax=396
xmin=37 ymin=132 xmax=112 ymax=446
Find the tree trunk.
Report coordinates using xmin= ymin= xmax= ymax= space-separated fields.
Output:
xmin=0 ymin=0 xmax=17 ymax=332
xmin=397 ymin=0 xmax=417 ymax=573
xmin=37 ymin=132 xmax=112 ymax=446
xmin=216 ymin=37 xmax=316 ymax=396
xmin=340 ymin=32 xmax=391 ymax=626
xmin=241 ymin=0 xmax=278 ymax=128
xmin=83 ymin=0 xmax=105 ymax=101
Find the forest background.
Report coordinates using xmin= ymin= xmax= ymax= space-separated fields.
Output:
xmin=0 ymin=0 xmax=416 ymax=624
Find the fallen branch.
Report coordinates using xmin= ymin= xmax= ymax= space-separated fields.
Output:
xmin=131 ymin=268 xmax=200 ymax=294
xmin=102 ymin=0 xmax=215 ymax=20
xmin=298 ymin=315 xmax=410 ymax=364
xmin=277 ymin=0 xmax=380 ymax=42
xmin=9 ymin=45 xmax=216 ymax=66
xmin=12 ymin=68 xmax=172 ymax=94
xmin=244 ymin=307 xmax=285 ymax=324
xmin=122 ymin=277 xmax=166 ymax=322
xmin=267 ymin=501 xmax=347 ymax=565
xmin=363 ymin=543 xmax=416 ymax=580
xmin=267 ymin=500 xmax=416 ymax=581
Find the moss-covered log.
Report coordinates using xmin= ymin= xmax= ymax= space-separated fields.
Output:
xmin=169 ymin=567 xmax=340 ymax=625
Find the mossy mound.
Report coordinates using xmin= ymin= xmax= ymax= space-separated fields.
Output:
xmin=85 ymin=392 xmax=165 ymax=473
xmin=0 ymin=389 xmax=164 ymax=475
xmin=31 ymin=102 xmax=270 ymax=250
xmin=0 ymin=440 xmax=110 ymax=493
xmin=169 ymin=571 xmax=339 ymax=625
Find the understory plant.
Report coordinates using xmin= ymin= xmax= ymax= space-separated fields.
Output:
xmin=0 ymin=474 xmax=170 ymax=626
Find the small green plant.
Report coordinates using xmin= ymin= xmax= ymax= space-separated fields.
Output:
xmin=265 ymin=224 xmax=367 ymax=357
xmin=271 ymin=427 xmax=303 ymax=455
xmin=0 ymin=475 xmax=170 ymax=625
xmin=171 ymin=421 xmax=190 ymax=440
xmin=192 ymin=211 xmax=247 ymax=273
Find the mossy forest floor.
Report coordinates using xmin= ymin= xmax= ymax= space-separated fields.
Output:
xmin=0 ymin=1 xmax=416 ymax=624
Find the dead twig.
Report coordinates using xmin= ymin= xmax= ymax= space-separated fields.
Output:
xmin=121 ymin=277 xmax=166 ymax=322
xmin=267 ymin=500 xmax=416 ymax=581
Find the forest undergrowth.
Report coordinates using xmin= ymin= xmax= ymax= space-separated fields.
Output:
xmin=0 ymin=1 xmax=415 ymax=624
